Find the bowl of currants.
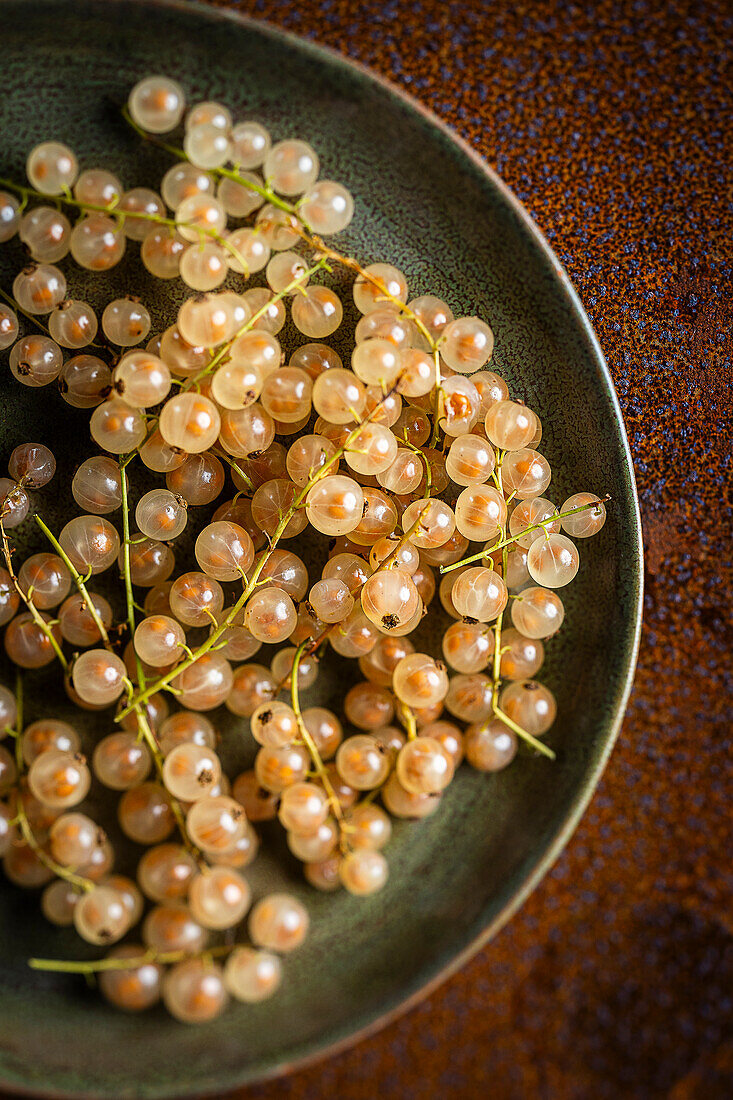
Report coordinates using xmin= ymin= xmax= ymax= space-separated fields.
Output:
xmin=0 ymin=1 xmax=642 ymax=1096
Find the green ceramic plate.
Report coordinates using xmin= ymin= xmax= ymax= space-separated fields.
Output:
xmin=0 ymin=1 xmax=642 ymax=1096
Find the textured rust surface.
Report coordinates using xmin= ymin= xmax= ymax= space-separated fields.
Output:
xmin=196 ymin=0 xmax=732 ymax=1096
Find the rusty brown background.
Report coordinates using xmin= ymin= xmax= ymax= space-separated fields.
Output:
xmin=201 ymin=1 xmax=733 ymax=1097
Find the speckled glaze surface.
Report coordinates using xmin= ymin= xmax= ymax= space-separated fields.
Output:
xmin=0 ymin=1 xmax=641 ymax=1097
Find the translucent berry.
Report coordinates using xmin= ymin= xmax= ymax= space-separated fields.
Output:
xmin=189 ymin=867 xmax=251 ymax=930
xmin=162 ymin=742 xmax=222 ymax=802
xmin=339 ymin=849 xmax=388 ymax=896
xmin=465 ymin=720 xmax=518 ymax=772
xmin=249 ymin=892 xmax=309 ymax=951
xmin=128 ymin=75 xmax=185 ymax=133
xmin=560 ymin=493 xmax=607 ymax=538
xmin=163 ymin=958 xmax=228 ymax=1024
xmin=74 ymin=885 xmax=130 ymax=945
xmin=72 ymin=649 xmax=126 ymax=706
xmin=27 ymin=141 xmax=78 ymax=195
xmin=28 ymin=749 xmax=91 ymax=808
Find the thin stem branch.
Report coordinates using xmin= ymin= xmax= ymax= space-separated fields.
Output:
xmin=490 ymin=450 xmax=508 ymax=703
xmin=215 ymin=163 xmax=297 ymax=214
xmin=114 ymin=520 xmax=279 ymax=719
xmin=0 ymin=177 xmax=248 ymax=273
xmin=439 ymin=495 xmax=611 ymax=574
xmin=16 ymin=805 xmax=95 ymax=892
xmin=29 ymin=941 xmax=234 ymax=974
xmin=118 ymin=464 xmax=144 ymax=679
xmin=0 ymin=286 xmax=50 ymax=337
xmin=0 ymin=514 xmax=68 ymax=670
xmin=183 ymin=257 xmax=330 ymax=386
xmin=381 ymin=501 xmax=432 ymax=570
xmin=34 ymin=515 xmax=111 ymax=649
xmin=117 ymin=462 xmax=205 ymax=867
xmin=119 ymin=106 xmax=298 ymax=218
xmin=139 ymin=697 xmax=205 ymax=868
xmin=492 ymin=705 xmax=555 ymax=759
xmin=290 ymin=640 xmax=343 ymax=823
xmin=118 ymin=258 xmax=330 ymax=470
xmin=212 ymin=449 xmax=255 ymax=494
xmin=396 ymin=700 xmax=418 ymax=741
xmin=429 ymin=350 xmax=443 ymax=448
xmin=298 ymin=231 xmax=437 ymax=351
xmin=115 ymin=385 xmax=398 ymax=721
xmin=483 ymin=454 xmax=556 ymax=760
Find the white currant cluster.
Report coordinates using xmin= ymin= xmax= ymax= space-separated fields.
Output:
xmin=0 ymin=75 xmax=607 ymax=1023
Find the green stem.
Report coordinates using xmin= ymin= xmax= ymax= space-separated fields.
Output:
xmin=0 ymin=177 xmax=248 ymax=273
xmin=184 ymin=256 xmax=330 ymax=385
xmin=484 ymin=456 xmax=556 ymax=760
xmin=34 ymin=515 xmax=111 ymax=648
xmin=396 ymin=701 xmax=418 ymax=741
xmin=16 ymin=806 xmax=94 ymax=892
xmin=114 ymin=505 xmax=288 ymax=719
xmin=429 ymin=351 xmax=443 ymax=448
xmin=492 ymin=705 xmax=556 ymax=760
xmin=117 ymin=462 xmax=204 ymax=865
xmin=0 ymin=515 xmax=68 ymax=671
xmin=120 ymin=105 xmax=298 ymax=218
xmin=115 ymin=384 xmax=398 ymax=721
xmin=0 ymin=286 xmax=50 ymax=337
xmin=381 ymin=501 xmax=432 ymax=570
xmin=138 ymin=696 xmax=204 ymax=867
xmin=215 ymin=164 xmax=297 ymax=215
xmin=29 ymin=942 xmax=234 ymax=974
xmin=212 ymin=450 xmax=254 ymax=494
xmin=118 ymin=257 xmax=329 ymax=470
xmin=490 ymin=451 xmax=507 ymax=695
xmin=117 ymin=464 xmax=144 ymax=681
xmin=290 ymin=640 xmax=344 ymax=822
xmin=439 ymin=495 xmax=611 ymax=574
